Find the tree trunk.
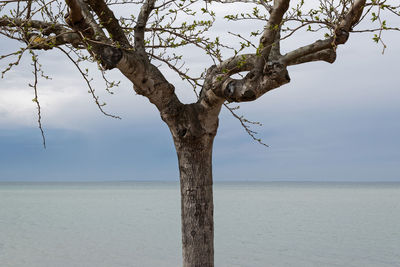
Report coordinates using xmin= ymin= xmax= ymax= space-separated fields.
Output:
xmin=175 ymin=135 xmax=215 ymax=267
xmin=161 ymin=102 xmax=220 ymax=267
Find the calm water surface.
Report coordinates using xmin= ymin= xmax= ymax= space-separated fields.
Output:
xmin=0 ymin=182 xmax=399 ymax=267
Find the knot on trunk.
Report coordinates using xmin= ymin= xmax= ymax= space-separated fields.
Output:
xmin=224 ymin=80 xmax=236 ymax=101
xmin=264 ymin=62 xmax=290 ymax=83
xmin=100 ymin=46 xmax=123 ymax=70
xmin=177 ymin=128 xmax=188 ymax=137
xmin=334 ymin=28 xmax=349 ymax=44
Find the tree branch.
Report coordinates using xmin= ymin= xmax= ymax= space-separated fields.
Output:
xmin=0 ymin=17 xmax=63 ymax=32
xmin=217 ymin=62 xmax=290 ymax=102
xmin=65 ymin=0 xmax=107 ymax=40
xmin=286 ymin=48 xmax=336 ymax=66
xmin=198 ymin=1 xmax=291 ymax=108
xmin=281 ymin=0 xmax=367 ymax=66
xmin=63 ymin=0 xmax=181 ymax=116
xmin=85 ymin=0 xmax=132 ymax=48
xmin=134 ymin=0 xmax=156 ymax=55
xmin=0 ymin=16 xmax=82 ymax=49
xmin=29 ymin=51 xmax=46 ymax=148
xmin=58 ymin=47 xmax=121 ymax=119
xmin=199 ymin=57 xmax=290 ymax=108
xmin=65 ymin=0 xmax=124 ymax=69
xmin=259 ymin=0 xmax=290 ymax=61
xmin=214 ymin=53 xmax=257 ymax=74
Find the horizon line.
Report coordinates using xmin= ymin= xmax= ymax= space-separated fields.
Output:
xmin=1 ymin=179 xmax=399 ymax=183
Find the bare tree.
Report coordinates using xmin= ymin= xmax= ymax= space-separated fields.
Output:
xmin=1 ymin=0 xmax=399 ymax=266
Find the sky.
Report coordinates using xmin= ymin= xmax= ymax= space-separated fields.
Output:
xmin=0 ymin=2 xmax=399 ymax=182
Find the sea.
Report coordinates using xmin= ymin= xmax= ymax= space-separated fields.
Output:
xmin=0 ymin=181 xmax=399 ymax=267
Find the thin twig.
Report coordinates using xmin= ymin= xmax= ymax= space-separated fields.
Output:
xmin=224 ymin=103 xmax=268 ymax=147
xmin=29 ymin=50 xmax=46 ymax=148
xmin=58 ymin=47 xmax=121 ymax=119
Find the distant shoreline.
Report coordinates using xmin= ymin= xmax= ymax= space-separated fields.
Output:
xmin=1 ymin=180 xmax=399 ymax=185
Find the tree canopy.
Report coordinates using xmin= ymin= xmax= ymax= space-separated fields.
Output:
xmin=1 ymin=0 xmax=399 ymax=146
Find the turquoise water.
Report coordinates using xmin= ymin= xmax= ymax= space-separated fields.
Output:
xmin=0 ymin=182 xmax=399 ymax=267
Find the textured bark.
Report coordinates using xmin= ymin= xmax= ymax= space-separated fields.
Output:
xmin=176 ymin=135 xmax=215 ymax=267
xmin=259 ymin=0 xmax=290 ymax=61
xmin=162 ymin=103 xmax=220 ymax=267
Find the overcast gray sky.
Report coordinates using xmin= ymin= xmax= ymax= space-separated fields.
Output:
xmin=0 ymin=2 xmax=399 ymax=182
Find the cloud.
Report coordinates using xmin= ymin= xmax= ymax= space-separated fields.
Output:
xmin=0 ymin=48 xmax=162 ymax=131
xmin=0 ymin=2 xmax=399 ymax=181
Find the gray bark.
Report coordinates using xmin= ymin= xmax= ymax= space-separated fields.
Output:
xmin=162 ymin=103 xmax=220 ymax=267
xmin=176 ymin=135 xmax=215 ymax=267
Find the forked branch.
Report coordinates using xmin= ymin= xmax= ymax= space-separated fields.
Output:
xmin=281 ymin=0 xmax=367 ymax=65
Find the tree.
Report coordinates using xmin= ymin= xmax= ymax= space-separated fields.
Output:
xmin=0 ymin=0 xmax=399 ymax=266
